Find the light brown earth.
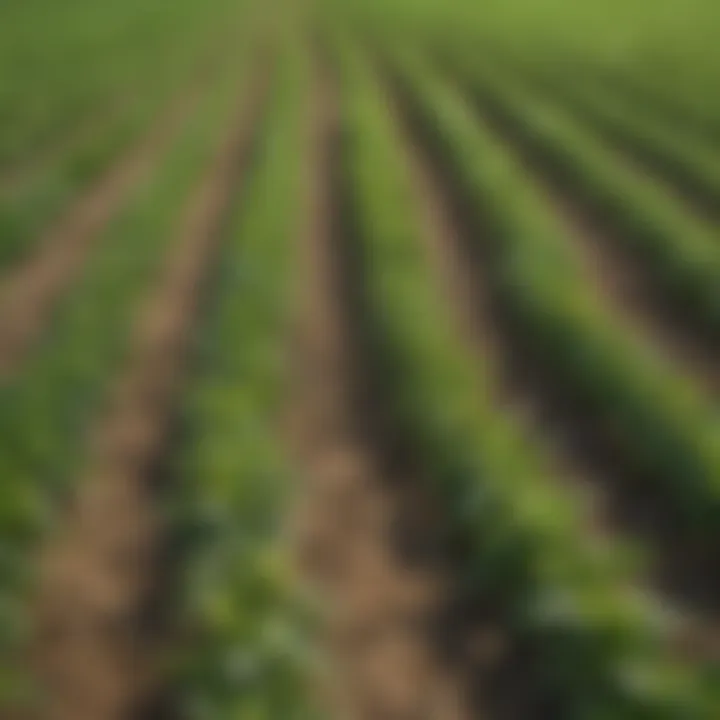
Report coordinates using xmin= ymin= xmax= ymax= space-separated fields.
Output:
xmin=0 ymin=80 xmax=202 ymax=378
xmin=27 ymin=69 xmax=269 ymax=720
xmin=285 ymin=66 xmax=500 ymax=720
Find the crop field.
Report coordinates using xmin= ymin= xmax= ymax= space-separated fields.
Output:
xmin=0 ymin=0 xmax=718 ymax=717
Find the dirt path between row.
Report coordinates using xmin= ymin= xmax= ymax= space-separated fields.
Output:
xmin=481 ymin=57 xmax=720 ymax=225
xmin=386 ymin=76 xmax=720 ymax=671
xmin=540 ymin=174 xmax=719 ymax=397
xmin=464 ymin=86 xmax=720 ymax=653
xmin=0 ymin=76 xmax=203 ymax=379
xmin=0 ymin=31 xmax=235 ymax=198
xmin=469 ymin=84 xmax=719 ymax=398
xmin=27 ymin=69 xmax=269 ymax=720
xmin=285 ymin=66 xmax=488 ymax=720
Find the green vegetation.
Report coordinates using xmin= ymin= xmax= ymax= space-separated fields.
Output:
xmin=478 ymin=49 xmax=720 ymax=213
xmin=1 ymin=0 xmax=719 ymax=716
xmin=435 ymin=45 xmax=720 ymax=337
xmin=0 ymin=0 xmax=247 ymax=271
xmin=383 ymin=44 xmax=720 ymax=546
xmin=173 ymin=37 xmax=321 ymax=720
xmin=0 ymin=35 xmax=255 ymax=705
xmin=334 ymin=36 xmax=717 ymax=718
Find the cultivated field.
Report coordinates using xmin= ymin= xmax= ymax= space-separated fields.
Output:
xmin=0 ymin=0 xmax=718 ymax=718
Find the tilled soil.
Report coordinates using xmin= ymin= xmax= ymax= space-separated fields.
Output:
xmin=463 ymin=87 xmax=720 ymax=642
xmin=27 ymin=69 xmax=269 ymax=720
xmin=0 ymin=77 xmax=202 ymax=378
xmin=7 ymin=38 xmax=719 ymax=720
xmin=386 ymin=71 xmax=720 ymax=666
xmin=468 ymin=81 xmax=719 ymax=396
xmin=284 ymin=67 xmax=494 ymax=720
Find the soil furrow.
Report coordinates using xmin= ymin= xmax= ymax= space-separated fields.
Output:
xmin=285 ymin=63 xmax=484 ymax=720
xmin=0 ymin=80 xmax=202 ymax=379
xmin=466 ymin=84 xmax=719 ymax=397
xmin=457 ymin=99 xmax=720 ymax=639
xmin=541 ymin=181 xmax=719 ymax=395
xmin=27 ymin=70 xmax=270 ymax=720
xmin=476 ymin=56 xmax=720 ymax=224
xmin=385 ymin=77 xmax=720 ymax=669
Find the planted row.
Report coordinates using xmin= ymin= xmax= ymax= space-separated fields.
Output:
xmin=0 ymin=0 xmax=241 ymax=170
xmin=482 ymin=51 xmax=720 ymax=215
xmin=433 ymin=43 xmax=720 ymax=339
xmin=171 ymin=38 xmax=322 ymax=720
xmin=0 ymin=47 xmax=256 ymax=708
xmin=335 ymin=37 xmax=716 ymax=719
xmin=0 ymin=11 xmax=252 ymax=273
xmin=386 ymin=43 xmax=720 ymax=540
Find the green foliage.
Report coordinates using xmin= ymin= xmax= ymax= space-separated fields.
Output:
xmin=334 ymin=36 xmax=718 ymax=718
xmin=386 ymin=46 xmax=720 ymax=538
xmin=439 ymin=47 xmax=720 ymax=336
xmin=0 ymin=40 xmax=251 ymax=704
xmin=172 ymin=37 xmax=323 ymax=720
xmin=0 ymin=0 xmax=244 ymax=274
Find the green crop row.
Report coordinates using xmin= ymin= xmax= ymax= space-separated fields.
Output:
xmin=0 ymin=44 xmax=256 ymax=710
xmin=0 ymin=0 xmax=244 ymax=169
xmin=431 ymin=45 xmax=720 ymax=341
xmin=324 ymin=0 xmax=720 ymax=128
xmin=384 ymin=43 xmax=720 ymax=543
xmin=170 ymin=37 xmax=323 ymax=720
xmin=333 ymin=36 xmax=717 ymax=717
xmin=477 ymin=50 xmax=720 ymax=215
xmin=564 ymin=56 xmax=720 ymax=151
xmin=0 ymin=6 xmax=252 ymax=274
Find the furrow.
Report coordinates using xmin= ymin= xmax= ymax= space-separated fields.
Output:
xmin=462 ymin=79 xmax=719 ymax=397
xmin=0 ymin=78 xmax=202 ymax=377
xmin=28 ymin=68 xmax=271 ymax=720
xmin=385 ymin=69 xmax=720 ymax=668
xmin=286 ymin=54 xmax=478 ymax=720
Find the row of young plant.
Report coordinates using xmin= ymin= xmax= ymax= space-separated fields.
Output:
xmin=0 ymin=46 xmax=258 ymax=710
xmin=0 ymin=7 xmax=252 ymax=273
xmin=430 ymin=44 xmax=720 ymax=340
xmin=385 ymin=44 xmax=720 ymax=545
xmin=566 ymin=53 xmax=720 ymax=152
xmin=0 ymin=0 xmax=241 ymax=170
xmin=170 ymin=35 xmax=323 ymax=720
xmin=333 ymin=37 xmax=718 ymax=718
xmin=331 ymin=0 xmax=720 ymax=142
xmin=480 ymin=49 xmax=720 ymax=217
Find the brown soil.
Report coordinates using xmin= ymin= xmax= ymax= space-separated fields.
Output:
xmin=26 ymin=69 xmax=269 ymax=720
xmin=539 ymin=167 xmax=719 ymax=396
xmin=0 ymin=78 xmax=202 ymax=379
xmin=469 ymin=82 xmax=719 ymax=397
xmin=284 ymin=65 xmax=495 ymax=720
xmin=468 ymin=88 xmax=720 ymax=648
xmin=385 ymin=73 xmax=720 ymax=666
xmin=539 ymin=183 xmax=720 ymax=661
